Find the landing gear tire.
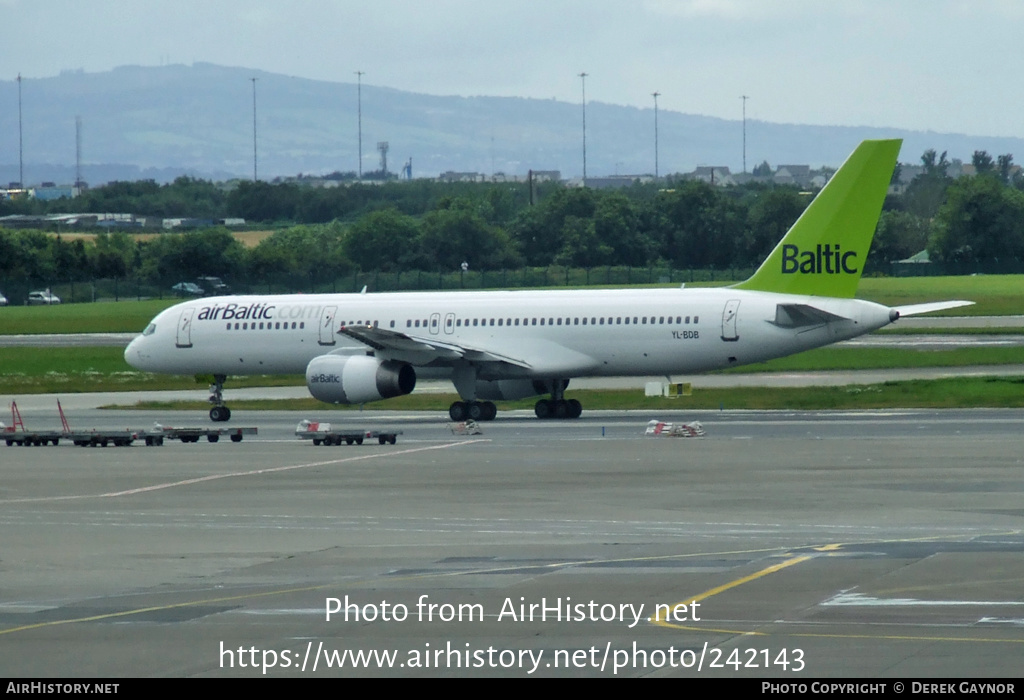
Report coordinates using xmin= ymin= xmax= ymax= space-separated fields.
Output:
xmin=208 ymin=374 xmax=231 ymax=422
xmin=535 ymin=398 xmax=582 ymax=420
xmin=210 ymin=405 xmax=231 ymax=422
xmin=450 ymin=401 xmax=497 ymax=421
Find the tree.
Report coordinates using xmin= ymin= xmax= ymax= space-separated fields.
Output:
xmin=903 ymin=149 xmax=952 ymax=219
xmin=555 ymin=216 xmax=610 ymax=268
xmin=655 ymin=181 xmax=741 ymax=269
xmin=417 ymin=199 xmax=521 ymax=271
xmin=743 ymin=188 xmax=808 ymax=267
xmin=972 ymin=150 xmax=995 ymax=175
xmin=869 ymin=210 xmax=930 ymax=264
xmin=344 ymin=208 xmax=421 ymax=271
xmin=997 ymin=154 xmax=1014 ymax=185
xmin=929 ymin=175 xmax=1024 ymax=264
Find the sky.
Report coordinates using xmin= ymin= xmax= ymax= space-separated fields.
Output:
xmin=1 ymin=0 xmax=1022 ymax=139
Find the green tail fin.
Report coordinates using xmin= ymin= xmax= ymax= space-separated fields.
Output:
xmin=734 ymin=139 xmax=901 ymax=298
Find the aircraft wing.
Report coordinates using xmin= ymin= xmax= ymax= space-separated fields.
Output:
xmin=338 ymin=325 xmax=533 ymax=369
xmin=893 ymin=300 xmax=975 ymax=317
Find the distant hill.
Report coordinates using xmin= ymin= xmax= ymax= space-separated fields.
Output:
xmin=2 ymin=63 xmax=1023 ymax=184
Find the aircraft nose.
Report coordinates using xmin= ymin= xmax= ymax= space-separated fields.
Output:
xmin=124 ymin=336 xmax=147 ymax=369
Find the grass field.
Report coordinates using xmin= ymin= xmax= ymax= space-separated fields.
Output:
xmin=46 ymin=230 xmax=275 ymax=248
xmin=0 ymin=299 xmax=178 ymax=335
xmin=2 ymin=343 xmax=1022 ymax=396
xmin=856 ymin=275 xmax=1024 ymax=316
xmin=1 ymin=274 xmax=1021 ymax=335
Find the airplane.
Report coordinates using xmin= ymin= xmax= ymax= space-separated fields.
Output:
xmin=125 ymin=139 xmax=972 ymax=422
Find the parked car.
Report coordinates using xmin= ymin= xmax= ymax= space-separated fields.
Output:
xmin=172 ymin=282 xmax=205 ymax=296
xmin=196 ymin=276 xmax=231 ymax=296
xmin=0 ymin=291 xmax=7 ymax=306
xmin=27 ymin=290 xmax=61 ymax=305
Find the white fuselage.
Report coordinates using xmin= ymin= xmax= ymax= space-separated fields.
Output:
xmin=124 ymin=287 xmax=895 ymax=383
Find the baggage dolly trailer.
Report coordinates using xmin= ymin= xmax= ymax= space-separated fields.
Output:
xmin=295 ymin=420 xmax=402 ymax=446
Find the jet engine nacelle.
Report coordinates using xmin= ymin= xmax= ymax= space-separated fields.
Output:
xmin=306 ymin=354 xmax=416 ymax=404
xmin=474 ymin=379 xmax=567 ymax=401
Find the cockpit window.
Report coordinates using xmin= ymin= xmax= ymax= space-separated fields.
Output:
xmin=143 ymin=323 xmax=157 ymax=336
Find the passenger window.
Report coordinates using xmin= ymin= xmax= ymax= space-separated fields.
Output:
xmin=694 ymin=316 xmax=699 ymax=324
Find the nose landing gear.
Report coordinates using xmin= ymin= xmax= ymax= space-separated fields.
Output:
xmin=208 ymin=375 xmax=232 ymax=422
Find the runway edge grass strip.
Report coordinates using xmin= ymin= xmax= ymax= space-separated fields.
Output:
xmin=103 ymin=376 xmax=1024 ymax=411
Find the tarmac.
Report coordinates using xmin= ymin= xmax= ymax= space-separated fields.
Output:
xmin=2 ymin=405 xmax=1023 ymax=678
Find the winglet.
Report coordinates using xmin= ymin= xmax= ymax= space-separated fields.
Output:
xmin=734 ymin=139 xmax=901 ymax=298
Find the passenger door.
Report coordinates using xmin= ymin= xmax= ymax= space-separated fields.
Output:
xmin=175 ymin=308 xmax=194 ymax=348
xmin=721 ymin=299 xmax=740 ymax=342
xmin=318 ymin=306 xmax=338 ymax=346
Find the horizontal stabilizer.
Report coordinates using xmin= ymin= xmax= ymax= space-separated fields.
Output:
xmin=893 ymin=300 xmax=975 ymax=317
xmin=771 ymin=303 xmax=849 ymax=329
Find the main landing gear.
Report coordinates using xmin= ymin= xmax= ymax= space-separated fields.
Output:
xmin=534 ymin=397 xmax=582 ymax=420
xmin=208 ymin=374 xmax=232 ymax=422
xmin=448 ymin=401 xmax=497 ymax=422
xmin=534 ymin=379 xmax=582 ymax=419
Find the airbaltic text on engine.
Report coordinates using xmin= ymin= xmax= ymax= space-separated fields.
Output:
xmin=781 ymin=244 xmax=858 ymax=275
xmin=195 ymin=302 xmax=324 ymax=322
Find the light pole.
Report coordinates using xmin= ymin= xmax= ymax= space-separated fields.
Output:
xmin=355 ymin=70 xmax=364 ymax=179
xmin=652 ymin=91 xmax=661 ymax=179
xmin=18 ymin=73 xmax=23 ymax=187
xmin=579 ymin=72 xmax=588 ymax=184
xmin=741 ymin=94 xmax=748 ymax=174
xmin=251 ymin=77 xmax=258 ymax=181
